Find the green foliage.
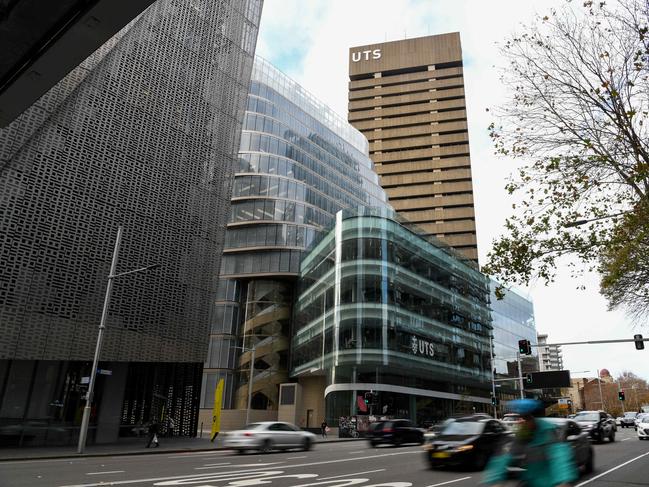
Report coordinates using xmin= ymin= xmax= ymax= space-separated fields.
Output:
xmin=484 ymin=0 xmax=649 ymax=318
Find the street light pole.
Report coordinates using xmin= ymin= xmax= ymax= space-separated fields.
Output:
xmin=489 ymin=334 xmax=497 ymax=417
xmin=77 ymin=226 xmax=123 ymax=454
xmin=516 ymin=352 xmax=525 ymax=399
xmin=77 ymin=227 xmax=160 ymax=454
xmin=596 ymin=369 xmax=604 ymax=411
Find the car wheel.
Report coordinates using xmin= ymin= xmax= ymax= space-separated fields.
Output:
xmin=584 ymin=450 xmax=594 ymax=474
xmin=393 ymin=436 xmax=403 ymax=447
xmin=302 ymin=437 xmax=312 ymax=451
xmin=236 ymin=449 xmax=245 ymax=455
xmin=473 ymin=451 xmax=488 ymax=471
xmin=609 ymin=430 xmax=615 ymax=442
xmin=369 ymin=440 xmax=377 ymax=448
xmin=260 ymin=439 xmax=272 ymax=453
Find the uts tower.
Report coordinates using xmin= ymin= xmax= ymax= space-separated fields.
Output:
xmin=348 ymin=33 xmax=478 ymax=262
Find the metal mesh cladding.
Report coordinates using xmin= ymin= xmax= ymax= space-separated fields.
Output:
xmin=0 ymin=0 xmax=263 ymax=362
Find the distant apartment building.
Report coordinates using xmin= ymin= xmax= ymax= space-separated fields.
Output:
xmin=538 ymin=333 xmax=564 ymax=371
xmin=348 ymin=33 xmax=478 ymax=262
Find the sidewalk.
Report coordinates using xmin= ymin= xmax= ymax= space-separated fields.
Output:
xmin=0 ymin=434 xmax=363 ymax=462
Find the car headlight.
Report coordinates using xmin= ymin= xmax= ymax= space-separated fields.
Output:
xmin=455 ymin=445 xmax=474 ymax=452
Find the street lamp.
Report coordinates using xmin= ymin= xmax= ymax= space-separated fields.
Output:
xmin=564 ymin=211 xmax=630 ymax=228
xmin=77 ymin=226 xmax=160 ymax=454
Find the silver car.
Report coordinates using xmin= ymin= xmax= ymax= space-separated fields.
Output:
xmin=223 ymin=421 xmax=316 ymax=453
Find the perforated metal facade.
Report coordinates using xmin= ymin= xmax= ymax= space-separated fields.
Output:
xmin=0 ymin=0 xmax=262 ymax=362
xmin=0 ymin=0 xmax=262 ymax=445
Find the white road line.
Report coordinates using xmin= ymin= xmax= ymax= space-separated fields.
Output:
xmin=195 ymin=462 xmax=283 ymax=470
xmin=58 ymin=449 xmax=419 ymax=487
xmin=287 ymin=456 xmax=307 ymax=459
xmin=575 ymin=450 xmax=649 ymax=486
xmin=349 ymin=451 xmax=364 ymax=454
xmin=621 ymin=438 xmax=630 ymax=441
xmin=166 ymin=451 xmax=228 ymax=458
xmin=424 ymin=477 xmax=472 ymax=487
xmin=86 ymin=470 xmax=125 ymax=475
xmin=319 ymin=469 xmax=385 ymax=480
xmin=200 ymin=462 xmax=231 ymax=467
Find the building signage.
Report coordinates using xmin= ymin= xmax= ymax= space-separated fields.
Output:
xmin=411 ymin=335 xmax=434 ymax=358
xmin=351 ymin=49 xmax=381 ymax=62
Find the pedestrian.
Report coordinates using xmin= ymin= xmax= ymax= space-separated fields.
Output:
xmin=145 ymin=420 xmax=160 ymax=448
xmin=166 ymin=416 xmax=175 ymax=438
xmin=482 ymin=399 xmax=577 ymax=487
xmin=320 ymin=420 xmax=328 ymax=439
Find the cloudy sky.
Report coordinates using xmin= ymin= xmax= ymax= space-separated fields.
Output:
xmin=255 ymin=0 xmax=649 ymax=381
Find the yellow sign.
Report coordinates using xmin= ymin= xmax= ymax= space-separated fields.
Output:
xmin=210 ymin=379 xmax=224 ymax=442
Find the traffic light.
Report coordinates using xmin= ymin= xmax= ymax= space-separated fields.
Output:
xmin=619 ymin=390 xmax=625 ymax=401
xmin=364 ymin=392 xmax=371 ymax=405
xmin=491 ymin=395 xmax=499 ymax=406
xmin=525 ymin=374 xmax=533 ymax=384
xmin=634 ymin=334 xmax=644 ymax=350
xmin=518 ymin=339 xmax=532 ymax=355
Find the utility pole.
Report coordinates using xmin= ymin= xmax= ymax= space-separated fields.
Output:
xmin=516 ymin=352 xmax=524 ymax=399
xmin=245 ymin=345 xmax=256 ymax=426
xmin=489 ymin=334 xmax=497 ymax=417
xmin=596 ymin=369 xmax=604 ymax=411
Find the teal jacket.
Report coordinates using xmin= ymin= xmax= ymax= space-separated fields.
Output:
xmin=483 ymin=419 xmax=578 ymax=487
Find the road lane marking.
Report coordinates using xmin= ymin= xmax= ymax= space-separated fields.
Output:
xmin=575 ymin=450 xmax=649 ymax=486
xmin=199 ymin=462 xmax=231 ymax=467
xmin=425 ymin=478 xmax=472 ymax=487
xmin=167 ymin=451 xmax=229 ymax=458
xmin=621 ymin=438 xmax=630 ymax=441
xmin=349 ymin=451 xmax=364 ymax=454
xmin=58 ymin=450 xmax=419 ymax=487
xmin=195 ymin=462 xmax=284 ymax=470
xmin=86 ymin=470 xmax=125 ymax=475
xmin=287 ymin=456 xmax=307 ymax=459
xmin=319 ymin=469 xmax=386 ymax=480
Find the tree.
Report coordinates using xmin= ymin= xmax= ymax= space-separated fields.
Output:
xmin=483 ymin=0 xmax=649 ymax=316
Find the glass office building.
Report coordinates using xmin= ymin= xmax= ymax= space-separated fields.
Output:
xmin=292 ymin=208 xmax=493 ymax=425
xmin=202 ymin=58 xmax=388 ymax=412
xmin=0 ymin=0 xmax=262 ymax=446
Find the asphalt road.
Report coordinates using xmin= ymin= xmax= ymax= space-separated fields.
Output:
xmin=1 ymin=427 xmax=648 ymax=487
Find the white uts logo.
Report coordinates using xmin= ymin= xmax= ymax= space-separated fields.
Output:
xmin=351 ymin=49 xmax=381 ymax=62
xmin=411 ymin=335 xmax=434 ymax=358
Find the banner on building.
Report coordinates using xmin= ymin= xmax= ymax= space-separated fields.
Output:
xmin=210 ymin=379 xmax=224 ymax=442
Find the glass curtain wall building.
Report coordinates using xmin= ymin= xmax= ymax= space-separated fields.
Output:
xmin=0 ymin=0 xmax=262 ymax=446
xmin=489 ymin=281 xmax=538 ymax=403
xmin=292 ymin=208 xmax=493 ymax=425
xmin=202 ymin=58 xmax=388 ymax=413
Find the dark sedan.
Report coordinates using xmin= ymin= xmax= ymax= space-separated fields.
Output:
xmin=574 ymin=411 xmax=616 ymax=443
xmin=368 ymin=419 xmax=424 ymax=447
xmin=424 ymin=416 xmax=510 ymax=470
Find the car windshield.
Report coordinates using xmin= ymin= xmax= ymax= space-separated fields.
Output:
xmin=575 ymin=413 xmax=599 ymax=422
xmin=624 ymin=412 xmax=637 ymax=417
xmin=441 ymin=421 xmax=485 ymax=435
xmin=638 ymin=414 xmax=649 ymax=422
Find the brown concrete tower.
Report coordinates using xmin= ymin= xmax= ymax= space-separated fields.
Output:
xmin=348 ymin=33 xmax=478 ymax=261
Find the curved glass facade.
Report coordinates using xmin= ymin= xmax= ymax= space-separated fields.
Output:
xmin=203 ymin=58 xmax=388 ymax=410
xmin=293 ymin=208 xmax=492 ymax=424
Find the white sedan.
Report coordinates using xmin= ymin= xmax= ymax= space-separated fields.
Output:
xmin=637 ymin=414 xmax=649 ymax=440
xmin=223 ymin=421 xmax=317 ymax=453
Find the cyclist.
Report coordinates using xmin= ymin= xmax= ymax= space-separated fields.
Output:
xmin=483 ymin=399 xmax=578 ymax=487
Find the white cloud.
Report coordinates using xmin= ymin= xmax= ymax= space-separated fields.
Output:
xmin=257 ymin=0 xmax=649 ymax=381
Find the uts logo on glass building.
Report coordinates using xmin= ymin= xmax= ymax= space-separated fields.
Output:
xmin=411 ymin=335 xmax=435 ymax=358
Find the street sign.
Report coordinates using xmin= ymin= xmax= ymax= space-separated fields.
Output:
xmin=97 ymin=369 xmax=112 ymax=375
xmin=524 ymin=370 xmax=571 ymax=389
xmin=81 ymin=376 xmax=90 ymax=384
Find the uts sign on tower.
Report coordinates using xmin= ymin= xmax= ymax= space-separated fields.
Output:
xmin=351 ymin=49 xmax=381 ymax=62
